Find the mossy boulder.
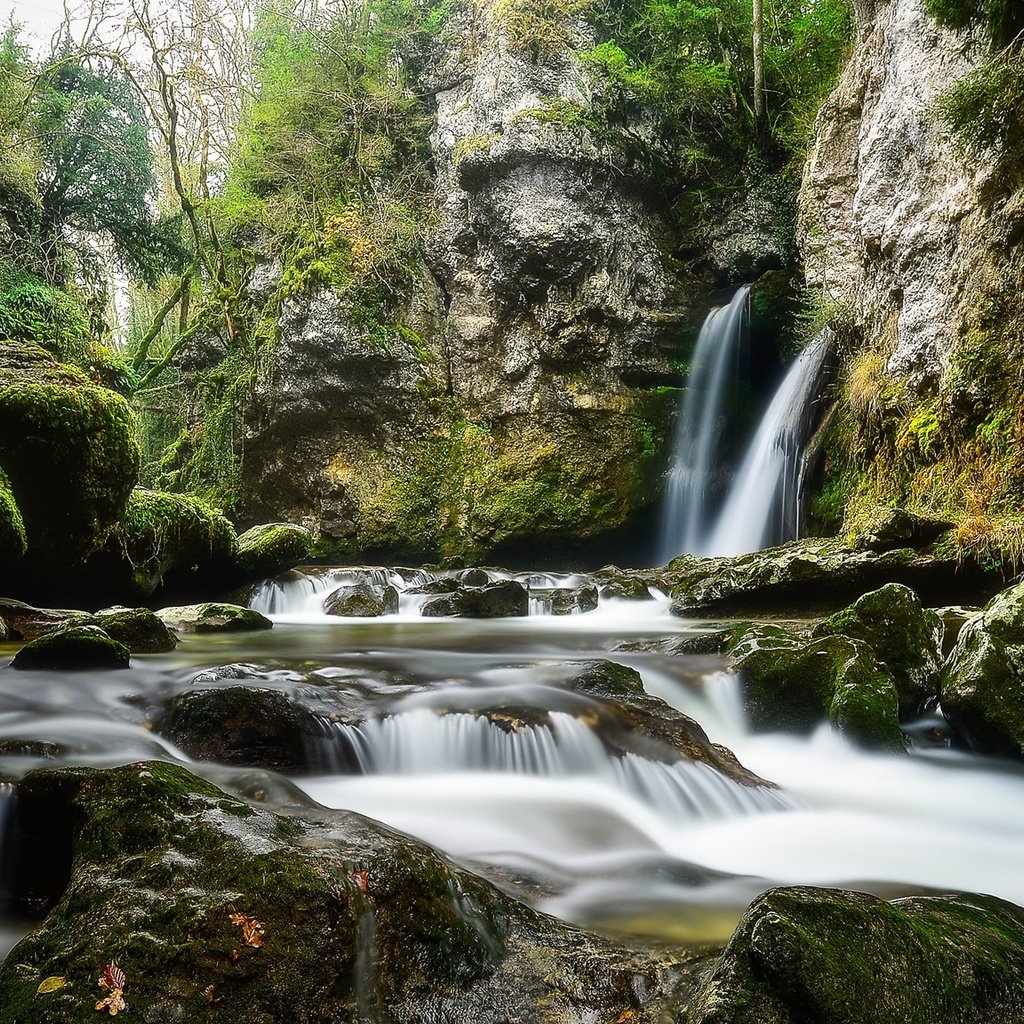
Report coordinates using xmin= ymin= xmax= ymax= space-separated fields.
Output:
xmin=0 ymin=598 xmax=89 ymax=640
xmin=9 ymin=625 xmax=130 ymax=672
xmin=156 ymin=687 xmax=325 ymax=773
xmin=324 ymin=583 xmax=399 ymax=617
xmin=0 ymin=342 xmax=140 ymax=575
xmin=92 ymin=607 xmax=178 ymax=654
xmin=601 ymin=577 xmax=653 ymax=600
xmin=727 ymin=626 xmax=905 ymax=751
xmin=421 ymin=579 xmax=528 ymax=617
xmin=0 ymin=762 xmax=696 ymax=1021
xmin=852 ymin=506 xmax=953 ymax=552
xmin=0 ymin=465 xmax=26 ymax=566
xmin=157 ymin=603 xmax=272 ymax=634
xmin=669 ymin=538 xmax=1004 ymax=617
xmin=942 ymin=580 xmax=1024 ymax=757
xmin=681 ymin=886 xmax=1024 ymax=1024
xmin=812 ymin=584 xmax=943 ymax=716
xmin=233 ymin=522 xmax=312 ymax=581
xmin=86 ymin=489 xmax=238 ymax=601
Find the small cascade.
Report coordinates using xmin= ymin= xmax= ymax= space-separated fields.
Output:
xmin=310 ymin=710 xmax=794 ymax=820
xmin=660 ymin=287 xmax=751 ymax=561
xmin=0 ymin=784 xmax=13 ymax=911
xmin=706 ymin=330 xmax=832 ymax=557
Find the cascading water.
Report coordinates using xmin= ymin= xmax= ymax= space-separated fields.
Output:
xmin=705 ymin=329 xmax=833 ymax=556
xmin=659 ymin=287 xmax=751 ymax=561
xmin=660 ymin=285 xmax=832 ymax=560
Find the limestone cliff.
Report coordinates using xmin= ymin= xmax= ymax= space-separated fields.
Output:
xmin=238 ymin=2 xmax=690 ymax=564
xmin=799 ymin=0 xmax=1024 ymax=550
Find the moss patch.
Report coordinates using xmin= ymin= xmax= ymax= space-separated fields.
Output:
xmin=0 ymin=465 xmax=27 ymax=567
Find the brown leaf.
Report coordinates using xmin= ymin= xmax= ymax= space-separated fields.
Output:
xmin=616 ymin=1012 xmax=634 ymax=1023
xmin=95 ymin=991 xmax=127 ymax=1016
xmin=99 ymin=962 xmax=126 ymax=992
xmin=203 ymin=984 xmax=221 ymax=1004
xmin=229 ymin=948 xmax=240 ymax=962
xmin=229 ymin=911 xmax=265 ymax=948
xmin=353 ymin=870 xmax=370 ymax=894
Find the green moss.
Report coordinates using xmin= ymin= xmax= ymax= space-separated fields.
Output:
xmin=234 ymin=522 xmax=311 ymax=580
xmin=0 ymin=464 xmax=26 ymax=566
xmin=10 ymin=624 xmax=131 ymax=671
xmin=0 ymin=344 xmax=141 ymax=569
xmin=93 ymin=489 xmax=238 ymax=598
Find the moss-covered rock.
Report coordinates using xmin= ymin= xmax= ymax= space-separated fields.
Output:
xmin=9 ymin=625 xmax=130 ymax=672
xmin=234 ymin=522 xmax=312 ymax=581
xmin=92 ymin=607 xmax=178 ymax=654
xmin=88 ymin=489 xmax=239 ymax=600
xmin=549 ymin=584 xmax=599 ymax=614
xmin=0 ymin=598 xmax=89 ymax=641
xmin=669 ymin=538 xmax=1004 ymax=617
xmin=727 ymin=625 xmax=905 ymax=751
xmin=0 ymin=762 xmax=698 ymax=1021
xmin=681 ymin=886 xmax=1024 ymax=1024
xmin=0 ymin=465 xmax=26 ymax=567
xmin=0 ymin=341 xmax=140 ymax=575
xmin=156 ymin=687 xmax=324 ymax=772
xmin=157 ymin=603 xmax=272 ymax=634
xmin=324 ymin=583 xmax=399 ymax=617
xmin=421 ymin=579 xmax=529 ymax=617
xmin=600 ymin=577 xmax=653 ymax=600
xmin=942 ymin=580 xmax=1024 ymax=757
xmin=812 ymin=584 xmax=943 ymax=716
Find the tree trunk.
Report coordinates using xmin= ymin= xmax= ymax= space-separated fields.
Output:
xmin=753 ymin=0 xmax=766 ymax=125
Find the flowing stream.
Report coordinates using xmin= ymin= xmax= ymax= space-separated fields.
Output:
xmin=2 ymin=570 xmax=1024 ymax=953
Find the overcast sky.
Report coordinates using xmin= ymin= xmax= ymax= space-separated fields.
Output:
xmin=4 ymin=0 xmax=70 ymax=47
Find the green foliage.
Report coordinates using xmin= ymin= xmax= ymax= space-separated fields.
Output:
xmin=0 ymin=263 xmax=90 ymax=360
xmin=924 ymin=0 xmax=1024 ymax=47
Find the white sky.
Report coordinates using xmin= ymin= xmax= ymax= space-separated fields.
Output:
xmin=3 ymin=0 xmax=70 ymax=48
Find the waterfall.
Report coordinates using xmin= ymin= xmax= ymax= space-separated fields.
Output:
xmin=659 ymin=287 xmax=751 ymax=562
xmin=310 ymin=710 xmax=795 ymax=820
xmin=0 ymin=784 xmax=14 ymax=914
xmin=705 ymin=330 xmax=832 ymax=557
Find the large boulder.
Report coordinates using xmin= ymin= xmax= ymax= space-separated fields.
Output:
xmin=669 ymin=538 xmax=1004 ymax=617
xmin=92 ymin=608 xmax=178 ymax=654
xmin=421 ymin=579 xmax=529 ymax=618
xmin=233 ymin=522 xmax=312 ymax=581
xmin=157 ymin=603 xmax=272 ymax=634
xmin=0 ymin=762 xmax=694 ymax=1021
xmin=727 ymin=626 xmax=905 ymax=751
xmin=83 ymin=489 xmax=238 ymax=601
xmin=324 ymin=583 xmax=399 ymax=617
xmin=942 ymin=581 xmax=1024 ymax=757
xmin=812 ymin=584 xmax=943 ymax=716
xmin=0 ymin=342 xmax=140 ymax=580
xmin=681 ymin=887 xmax=1024 ymax=1024
xmin=9 ymin=625 xmax=130 ymax=672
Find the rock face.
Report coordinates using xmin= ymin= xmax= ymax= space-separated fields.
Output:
xmin=799 ymin=0 xmax=985 ymax=393
xmin=238 ymin=0 xmax=682 ymax=564
xmin=682 ymin=886 xmax=1024 ymax=1024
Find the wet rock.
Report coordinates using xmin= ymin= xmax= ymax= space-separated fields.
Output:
xmin=942 ymin=580 xmax=1024 ymax=757
xmin=421 ymin=580 xmax=528 ymax=618
xmin=727 ymin=625 xmax=905 ymax=752
xmin=156 ymin=687 xmax=324 ymax=773
xmin=0 ymin=598 xmax=89 ymax=641
xmin=459 ymin=567 xmax=491 ymax=587
xmin=812 ymin=584 xmax=942 ymax=716
xmin=92 ymin=607 xmax=178 ymax=654
xmin=324 ymin=583 xmax=399 ymax=617
xmin=234 ymin=522 xmax=312 ymax=581
xmin=157 ymin=603 xmax=273 ymax=634
xmin=669 ymin=539 xmax=1003 ymax=617
xmin=934 ymin=605 xmax=981 ymax=658
xmin=549 ymin=584 xmax=599 ymax=615
xmin=852 ymin=507 xmax=953 ymax=553
xmin=0 ymin=762 xmax=698 ymax=1021
xmin=407 ymin=576 xmax=461 ymax=595
xmin=681 ymin=886 xmax=1024 ymax=1024
xmin=0 ymin=616 xmax=8 ymax=642
xmin=600 ymin=577 xmax=653 ymax=600
xmin=10 ymin=625 xmax=130 ymax=672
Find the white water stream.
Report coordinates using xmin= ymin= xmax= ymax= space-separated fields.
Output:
xmin=2 ymin=579 xmax=1024 ymax=947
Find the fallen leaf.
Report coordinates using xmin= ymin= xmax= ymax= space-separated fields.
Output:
xmin=616 ymin=1012 xmax=634 ymax=1023
xmin=95 ymin=962 xmax=127 ymax=1016
xmin=229 ymin=948 xmax=240 ymax=962
xmin=353 ymin=870 xmax=370 ymax=894
xmin=37 ymin=976 xmax=66 ymax=994
xmin=229 ymin=911 xmax=265 ymax=948
xmin=203 ymin=984 xmax=222 ymax=1004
